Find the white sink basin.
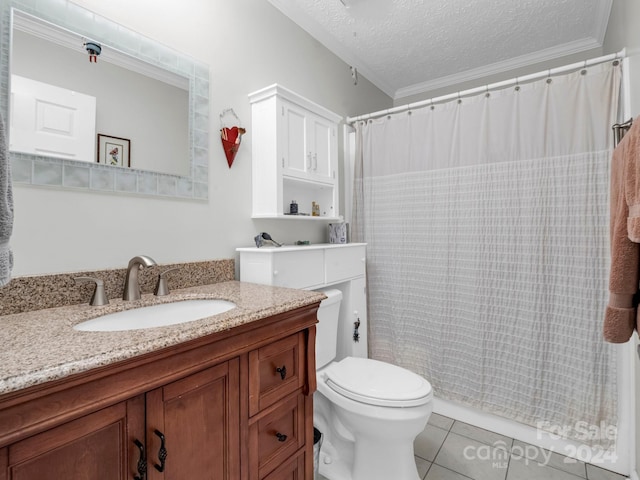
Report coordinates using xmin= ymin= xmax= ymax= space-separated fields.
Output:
xmin=74 ymin=299 xmax=236 ymax=332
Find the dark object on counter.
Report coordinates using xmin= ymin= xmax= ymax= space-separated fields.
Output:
xmin=295 ymin=240 xmax=310 ymax=245
xmin=254 ymin=232 xmax=282 ymax=248
xmin=290 ymin=200 xmax=298 ymax=214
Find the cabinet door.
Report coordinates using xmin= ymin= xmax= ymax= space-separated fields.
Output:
xmin=282 ymin=102 xmax=336 ymax=183
xmin=146 ymin=360 xmax=240 ymax=480
xmin=282 ymin=102 xmax=310 ymax=177
xmin=307 ymin=114 xmax=335 ymax=181
xmin=2 ymin=399 xmax=143 ymax=480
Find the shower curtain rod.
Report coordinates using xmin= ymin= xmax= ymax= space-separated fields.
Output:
xmin=346 ymin=49 xmax=626 ymax=124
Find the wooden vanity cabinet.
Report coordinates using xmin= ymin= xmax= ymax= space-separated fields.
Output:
xmin=145 ymin=360 xmax=240 ymax=480
xmin=0 ymin=397 xmax=144 ymax=480
xmin=0 ymin=304 xmax=318 ymax=480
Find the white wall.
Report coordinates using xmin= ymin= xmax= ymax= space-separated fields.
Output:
xmin=10 ymin=0 xmax=392 ymax=276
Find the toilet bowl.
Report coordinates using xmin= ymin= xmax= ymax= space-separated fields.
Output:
xmin=314 ymin=289 xmax=433 ymax=480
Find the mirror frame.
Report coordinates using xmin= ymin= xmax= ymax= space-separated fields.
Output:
xmin=0 ymin=0 xmax=210 ymax=200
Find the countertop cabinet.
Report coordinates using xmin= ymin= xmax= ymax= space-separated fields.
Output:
xmin=248 ymin=84 xmax=342 ymax=220
xmin=0 ymin=304 xmax=318 ymax=480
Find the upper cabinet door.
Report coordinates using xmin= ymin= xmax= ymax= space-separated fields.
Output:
xmin=308 ymin=114 xmax=335 ymax=181
xmin=282 ymin=102 xmax=309 ymax=177
xmin=282 ymin=101 xmax=335 ymax=183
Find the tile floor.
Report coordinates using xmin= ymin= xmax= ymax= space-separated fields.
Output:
xmin=317 ymin=413 xmax=628 ymax=480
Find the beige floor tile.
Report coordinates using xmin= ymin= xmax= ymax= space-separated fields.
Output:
xmin=507 ymin=456 xmax=589 ymax=480
xmin=416 ymin=456 xmax=433 ymax=479
xmin=434 ymin=432 xmax=508 ymax=480
xmin=585 ymin=464 xmax=627 ymax=480
xmin=415 ymin=424 xmax=449 ymax=461
xmin=429 ymin=413 xmax=455 ymax=431
xmin=511 ymin=440 xmax=586 ymax=478
xmin=426 ymin=464 xmax=474 ymax=480
xmin=451 ymin=421 xmax=513 ymax=449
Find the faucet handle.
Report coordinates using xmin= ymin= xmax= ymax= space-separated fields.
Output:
xmin=154 ymin=268 xmax=178 ymax=296
xmin=75 ymin=277 xmax=109 ymax=306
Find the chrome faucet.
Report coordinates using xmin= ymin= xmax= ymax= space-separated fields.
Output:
xmin=123 ymin=255 xmax=157 ymax=301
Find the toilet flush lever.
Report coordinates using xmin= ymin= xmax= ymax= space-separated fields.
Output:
xmin=353 ymin=318 xmax=361 ymax=343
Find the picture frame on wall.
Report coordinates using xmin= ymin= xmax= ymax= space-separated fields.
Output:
xmin=97 ymin=134 xmax=131 ymax=167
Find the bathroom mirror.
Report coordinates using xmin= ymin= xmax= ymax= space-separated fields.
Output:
xmin=0 ymin=0 xmax=210 ymax=200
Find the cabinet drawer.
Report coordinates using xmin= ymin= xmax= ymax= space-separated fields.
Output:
xmin=272 ymin=250 xmax=324 ymax=288
xmin=262 ymin=450 xmax=306 ymax=480
xmin=249 ymin=333 xmax=305 ymax=416
xmin=250 ymin=395 xmax=305 ymax=479
xmin=325 ymin=245 xmax=366 ymax=284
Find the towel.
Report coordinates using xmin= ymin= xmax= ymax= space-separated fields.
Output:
xmin=0 ymin=113 xmax=13 ymax=287
xmin=604 ymin=118 xmax=640 ymax=343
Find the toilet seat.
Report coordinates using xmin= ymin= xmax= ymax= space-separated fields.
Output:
xmin=324 ymin=357 xmax=432 ymax=407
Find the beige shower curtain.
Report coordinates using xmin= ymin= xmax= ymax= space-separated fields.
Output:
xmin=353 ymin=60 xmax=621 ymax=448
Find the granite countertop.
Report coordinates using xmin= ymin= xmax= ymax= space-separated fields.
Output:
xmin=0 ymin=281 xmax=325 ymax=396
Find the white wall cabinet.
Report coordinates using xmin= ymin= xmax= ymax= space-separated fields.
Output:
xmin=237 ymin=243 xmax=368 ymax=359
xmin=249 ymin=85 xmax=342 ymax=220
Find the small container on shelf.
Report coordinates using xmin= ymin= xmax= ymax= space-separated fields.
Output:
xmin=289 ymin=200 xmax=298 ymax=214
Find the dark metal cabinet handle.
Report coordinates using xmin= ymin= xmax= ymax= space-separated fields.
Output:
xmin=133 ymin=439 xmax=147 ymax=480
xmin=275 ymin=432 xmax=288 ymax=442
xmin=153 ymin=429 xmax=168 ymax=473
xmin=276 ymin=365 xmax=287 ymax=380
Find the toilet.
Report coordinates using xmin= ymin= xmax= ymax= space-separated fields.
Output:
xmin=314 ymin=289 xmax=433 ymax=480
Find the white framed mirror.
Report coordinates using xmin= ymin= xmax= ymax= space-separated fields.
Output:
xmin=0 ymin=0 xmax=210 ymax=200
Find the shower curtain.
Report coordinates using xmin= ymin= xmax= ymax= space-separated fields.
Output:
xmin=353 ymin=61 xmax=621 ymax=447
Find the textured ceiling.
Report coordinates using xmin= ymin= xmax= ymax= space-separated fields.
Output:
xmin=268 ymin=0 xmax=612 ymax=100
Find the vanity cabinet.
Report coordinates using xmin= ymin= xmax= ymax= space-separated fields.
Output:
xmin=0 ymin=304 xmax=318 ymax=480
xmin=0 ymin=398 xmax=143 ymax=479
xmin=248 ymin=84 xmax=342 ymax=220
xmin=145 ymin=361 xmax=240 ymax=479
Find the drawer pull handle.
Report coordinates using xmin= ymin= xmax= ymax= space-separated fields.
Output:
xmin=276 ymin=432 xmax=288 ymax=442
xmin=133 ymin=439 xmax=147 ymax=480
xmin=276 ymin=365 xmax=287 ymax=380
xmin=153 ymin=429 xmax=168 ymax=473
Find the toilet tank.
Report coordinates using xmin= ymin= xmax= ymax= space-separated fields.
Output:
xmin=316 ymin=289 xmax=342 ymax=369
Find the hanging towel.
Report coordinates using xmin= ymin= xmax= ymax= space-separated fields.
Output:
xmin=604 ymin=117 xmax=640 ymax=343
xmin=0 ymin=113 xmax=13 ymax=287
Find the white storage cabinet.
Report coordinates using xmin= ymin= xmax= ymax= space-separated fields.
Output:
xmin=237 ymin=243 xmax=368 ymax=359
xmin=248 ymin=85 xmax=342 ymax=220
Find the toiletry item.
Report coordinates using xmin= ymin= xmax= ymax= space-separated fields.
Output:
xmin=290 ymin=200 xmax=298 ymax=214
xmin=312 ymin=201 xmax=320 ymax=217
xmin=329 ymin=223 xmax=348 ymax=244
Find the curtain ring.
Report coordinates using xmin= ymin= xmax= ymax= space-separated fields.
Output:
xmin=581 ymin=60 xmax=587 ymax=76
xmin=485 ymin=85 xmax=490 ymax=98
xmin=457 ymin=92 xmax=462 ymax=104
xmin=515 ymin=77 xmax=520 ymax=91
xmin=546 ymin=70 xmax=552 ymax=84
xmin=430 ymin=99 xmax=435 ymax=110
